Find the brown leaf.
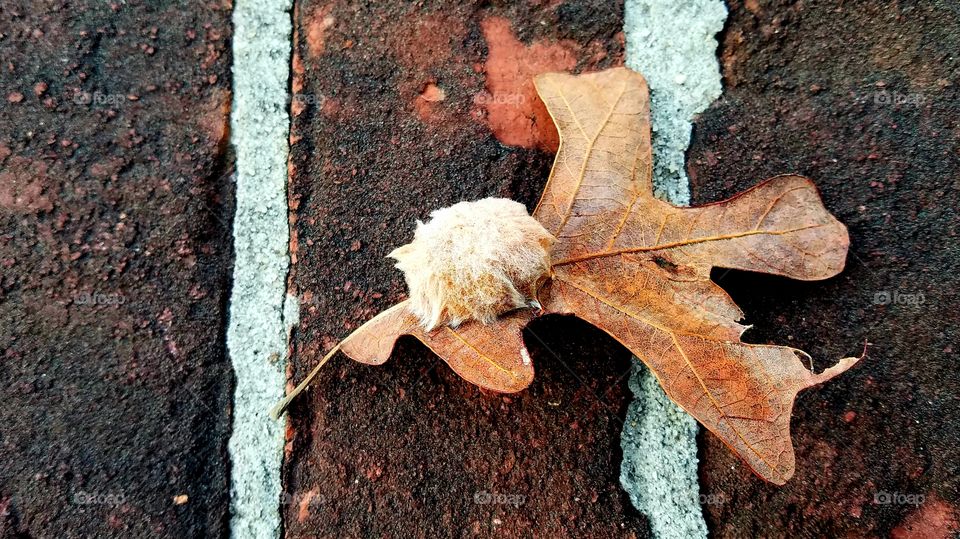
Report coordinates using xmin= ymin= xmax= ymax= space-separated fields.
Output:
xmin=272 ymin=301 xmax=536 ymax=418
xmin=340 ymin=302 xmax=419 ymax=365
xmin=534 ymin=67 xmax=858 ymax=484
xmin=341 ymin=300 xmax=536 ymax=393
xmin=276 ymin=67 xmax=858 ymax=486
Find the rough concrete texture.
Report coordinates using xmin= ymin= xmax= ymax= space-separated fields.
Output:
xmin=0 ymin=1 xmax=234 ymax=537
xmin=227 ymin=0 xmax=293 ymax=537
xmin=620 ymin=368 xmax=706 ymax=539
xmin=619 ymin=1 xmax=727 ymax=536
xmin=624 ymin=0 xmax=727 ymax=204
xmin=282 ymin=1 xmax=662 ymax=536
xmin=620 ymin=370 xmax=707 ymax=538
xmin=687 ymin=0 xmax=960 ymax=537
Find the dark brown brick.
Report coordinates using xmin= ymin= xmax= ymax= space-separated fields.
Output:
xmin=0 ymin=1 xmax=234 ymax=537
xmin=283 ymin=1 xmax=652 ymax=537
xmin=688 ymin=1 xmax=960 ymax=537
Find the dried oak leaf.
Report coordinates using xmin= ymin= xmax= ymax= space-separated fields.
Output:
xmin=276 ymin=67 xmax=860 ymax=485
xmin=340 ymin=302 xmax=537 ymax=393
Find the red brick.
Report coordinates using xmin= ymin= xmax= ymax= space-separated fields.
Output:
xmin=285 ymin=1 xmax=639 ymax=537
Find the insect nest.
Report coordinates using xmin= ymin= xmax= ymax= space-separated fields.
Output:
xmin=388 ymin=198 xmax=555 ymax=330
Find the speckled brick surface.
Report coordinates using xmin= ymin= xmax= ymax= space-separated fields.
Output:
xmin=0 ymin=1 xmax=234 ymax=537
xmin=687 ymin=1 xmax=959 ymax=537
xmin=281 ymin=1 xmax=660 ymax=537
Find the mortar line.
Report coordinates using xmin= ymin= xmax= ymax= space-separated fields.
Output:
xmin=621 ymin=1 xmax=729 ymax=538
xmin=227 ymin=0 xmax=294 ymax=538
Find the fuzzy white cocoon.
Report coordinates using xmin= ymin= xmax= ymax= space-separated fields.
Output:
xmin=389 ymin=198 xmax=555 ymax=330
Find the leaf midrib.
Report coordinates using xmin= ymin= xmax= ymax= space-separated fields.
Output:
xmin=559 ymin=277 xmax=781 ymax=479
xmin=552 ymin=225 xmax=823 ymax=267
xmin=549 ymin=76 xmax=629 ymax=238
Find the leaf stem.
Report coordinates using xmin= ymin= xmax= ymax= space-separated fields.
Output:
xmin=269 ymin=342 xmax=342 ymax=420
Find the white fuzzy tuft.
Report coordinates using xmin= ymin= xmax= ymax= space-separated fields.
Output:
xmin=389 ymin=198 xmax=555 ymax=330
